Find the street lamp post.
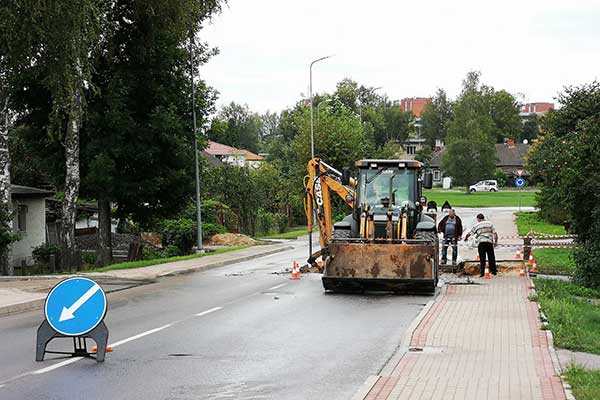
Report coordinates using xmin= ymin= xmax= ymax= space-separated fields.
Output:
xmin=309 ymin=55 xmax=332 ymax=158
xmin=190 ymin=30 xmax=203 ymax=253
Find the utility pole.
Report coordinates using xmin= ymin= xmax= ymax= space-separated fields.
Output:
xmin=190 ymin=30 xmax=203 ymax=253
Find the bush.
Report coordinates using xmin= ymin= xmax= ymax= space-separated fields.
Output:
xmin=494 ymin=168 xmax=508 ymax=187
xmin=159 ymin=218 xmax=196 ymax=255
xmin=202 ymin=223 xmax=227 ymax=239
xmin=257 ymin=209 xmax=274 ymax=235
xmin=273 ymin=213 xmax=288 ymax=234
xmin=32 ymin=244 xmax=60 ymax=264
xmin=82 ymin=251 xmax=96 ymax=266
xmin=161 ymin=245 xmax=181 ymax=258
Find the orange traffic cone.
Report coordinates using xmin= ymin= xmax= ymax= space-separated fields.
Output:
xmin=484 ymin=262 xmax=491 ymax=279
xmin=515 ymin=247 xmax=522 ymax=260
xmin=527 ymin=251 xmax=535 ymax=266
xmin=519 ymin=262 xmax=525 ymax=277
xmin=530 ymin=261 xmax=538 ymax=277
xmin=91 ymin=345 xmax=113 ymax=353
xmin=476 ymin=254 xmax=480 ymax=262
xmin=290 ymin=261 xmax=301 ymax=280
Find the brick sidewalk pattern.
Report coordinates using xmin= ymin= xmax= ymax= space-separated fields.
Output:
xmin=364 ymin=275 xmax=566 ymax=400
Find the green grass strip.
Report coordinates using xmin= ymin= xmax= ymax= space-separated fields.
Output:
xmin=424 ymin=191 xmax=537 ymax=207
xmin=564 ymin=366 xmax=600 ymax=400
xmin=534 ymin=248 xmax=576 ymax=276
xmin=533 ymin=279 xmax=600 ymax=355
xmin=257 ymin=227 xmax=314 ymax=240
xmin=515 ymin=212 xmax=566 ymax=236
xmin=90 ymin=245 xmax=253 ymax=273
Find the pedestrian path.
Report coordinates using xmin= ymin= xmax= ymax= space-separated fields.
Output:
xmin=359 ymin=274 xmax=566 ymax=400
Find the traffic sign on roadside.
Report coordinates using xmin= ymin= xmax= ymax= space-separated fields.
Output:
xmin=515 ymin=169 xmax=524 ymax=177
xmin=45 ymin=277 xmax=107 ymax=336
xmin=515 ymin=178 xmax=525 ymax=188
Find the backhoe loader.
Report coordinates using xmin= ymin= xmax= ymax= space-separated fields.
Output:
xmin=304 ymin=158 xmax=439 ymax=294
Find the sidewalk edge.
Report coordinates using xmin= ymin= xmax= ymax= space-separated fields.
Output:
xmin=0 ymin=245 xmax=295 ymax=317
xmin=528 ymin=276 xmax=576 ymax=400
xmin=352 ymin=285 xmax=446 ymax=399
xmin=155 ymin=245 xmax=294 ymax=277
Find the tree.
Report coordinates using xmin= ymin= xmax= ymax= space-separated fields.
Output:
xmin=520 ymin=114 xmax=539 ymax=142
xmin=209 ymin=102 xmax=262 ymax=153
xmin=528 ymin=81 xmax=600 ymax=289
xmin=421 ymin=88 xmax=453 ymax=147
xmin=488 ymin=90 xmax=522 ymax=142
xmin=82 ymin=0 xmax=222 ymax=266
xmin=442 ymin=74 xmax=496 ymax=188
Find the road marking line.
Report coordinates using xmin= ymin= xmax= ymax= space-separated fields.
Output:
xmin=110 ymin=323 xmax=172 ymax=348
xmin=195 ymin=307 xmax=222 ymax=317
xmin=261 ymin=248 xmax=296 ymax=259
xmin=268 ymin=283 xmax=288 ymax=290
xmin=32 ymin=357 xmax=83 ymax=375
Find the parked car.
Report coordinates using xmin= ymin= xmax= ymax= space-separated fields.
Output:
xmin=469 ymin=180 xmax=499 ymax=192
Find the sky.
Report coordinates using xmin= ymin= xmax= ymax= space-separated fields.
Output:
xmin=199 ymin=0 xmax=600 ymax=114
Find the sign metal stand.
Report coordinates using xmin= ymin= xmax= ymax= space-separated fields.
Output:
xmin=36 ymin=277 xmax=109 ymax=363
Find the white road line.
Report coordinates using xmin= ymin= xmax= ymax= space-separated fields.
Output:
xmin=195 ymin=307 xmax=222 ymax=317
xmin=110 ymin=323 xmax=173 ymax=348
xmin=32 ymin=357 xmax=83 ymax=375
xmin=268 ymin=283 xmax=288 ymax=290
xmin=261 ymin=248 xmax=296 ymax=259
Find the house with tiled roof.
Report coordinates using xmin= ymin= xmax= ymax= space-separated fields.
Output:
xmin=428 ymin=140 xmax=530 ymax=185
xmin=205 ymin=141 xmax=265 ymax=169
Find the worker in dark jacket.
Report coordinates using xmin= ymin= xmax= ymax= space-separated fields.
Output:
xmin=437 ymin=209 xmax=463 ymax=265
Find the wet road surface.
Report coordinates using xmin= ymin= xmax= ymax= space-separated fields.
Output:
xmin=0 ymin=236 xmax=431 ymax=400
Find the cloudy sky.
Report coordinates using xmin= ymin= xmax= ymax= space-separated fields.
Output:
xmin=200 ymin=0 xmax=600 ymax=114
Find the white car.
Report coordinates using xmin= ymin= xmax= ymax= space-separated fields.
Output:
xmin=469 ymin=180 xmax=499 ymax=192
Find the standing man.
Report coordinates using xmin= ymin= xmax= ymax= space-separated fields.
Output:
xmin=465 ymin=213 xmax=498 ymax=277
xmin=437 ymin=209 xmax=463 ymax=265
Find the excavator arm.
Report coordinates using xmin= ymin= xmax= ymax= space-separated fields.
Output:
xmin=304 ymin=158 xmax=356 ymax=264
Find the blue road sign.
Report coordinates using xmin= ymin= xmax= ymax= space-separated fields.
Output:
xmin=515 ymin=178 xmax=525 ymax=188
xmin=44 ymin=277 xmax=107 ymax=336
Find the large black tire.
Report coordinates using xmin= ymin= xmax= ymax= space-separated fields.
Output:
xmin=332 ymin=229 xmax=351 ymax=240
xmin=415 ymin=230 xmax=437 ymax=244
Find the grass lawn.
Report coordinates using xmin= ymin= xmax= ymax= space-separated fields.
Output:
xmin=532 ymin=279 xmax=600 ymax=355
xmin=564 ymin=366 xmax=600 ymax=400
xmin=515 ymin=211 xmax=566 ymax=236
xmin=89 ymin=245 xmax=253 ymax=273
xmin=424 ymin=190 xmax=537 ymax=207
xmin=257 ymin=226 xmax=312 ymax=240
xmin=535 ymin=248 xmax=576 ymax=276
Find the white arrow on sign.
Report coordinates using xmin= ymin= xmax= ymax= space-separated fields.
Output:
xmin=59 ymin=283 xmax=101 ymax=322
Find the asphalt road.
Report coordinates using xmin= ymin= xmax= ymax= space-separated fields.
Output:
xmin=0 ymin=236 xmax=430 ymax=400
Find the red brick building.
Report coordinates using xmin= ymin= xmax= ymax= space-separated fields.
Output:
xmin=520 ymin=102 xmax=554 ymax=115
xmin=399 ymin=97 xmax=431 ymax=118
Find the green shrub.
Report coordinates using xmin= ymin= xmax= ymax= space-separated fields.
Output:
xmin=201 ymin=223 xmax=227 ymax=239
xmin=159 ymin=218 xmax=196 ymax=255
xmin=161 ymin=245 xmax=181 ymax=258
xmin=82 ymin=251 xmax=96 ymax=266
xmin=257 ymin=209 xmax=274 ymax=235
xmin=494 ymin=168 xmax=508 ymax=187
xmin=32 ymin=244 xmax=60 ymax=264
xmin=273 ymin=213 xmax=288 ymax=233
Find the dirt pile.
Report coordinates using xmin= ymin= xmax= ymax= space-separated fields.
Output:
xmin=206 ymin=233 xmax=259 ymax=247
xmin=463 ymin=262 xmax=522 ymax=275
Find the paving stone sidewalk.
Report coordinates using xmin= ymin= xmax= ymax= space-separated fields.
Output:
xmin=359 ymin=274 xmax=567 ymax=400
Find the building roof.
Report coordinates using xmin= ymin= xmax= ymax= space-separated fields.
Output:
xmin=200 ymin=150 xmax=225 ymax=167
xmin=205 ymin=140 xmax=264 ymax=161
xmin=11 ymin=184 xmax=54 ymax=198
xmin=429 ymin=143 xmax=530 ymax=169
xmin=495 ymin=143 xmax=530 ymax=166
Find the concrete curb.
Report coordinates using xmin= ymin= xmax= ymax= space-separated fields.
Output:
xmin=0 ymin=245 xmax=295 ymax=317
xmin=352 ymin=285 xmax=446 ymax=399
xmin=155 ymin=245 xmax=294 ymax=277
xmin=528 ymin=276 xmax=576 ymax=400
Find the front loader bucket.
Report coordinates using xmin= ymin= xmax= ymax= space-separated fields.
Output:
xmin=322 ymin=241 xmax=438 ymax=294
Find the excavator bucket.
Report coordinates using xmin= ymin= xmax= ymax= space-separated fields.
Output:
xmin=322 ymin=241 xmax=438 ymax=294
